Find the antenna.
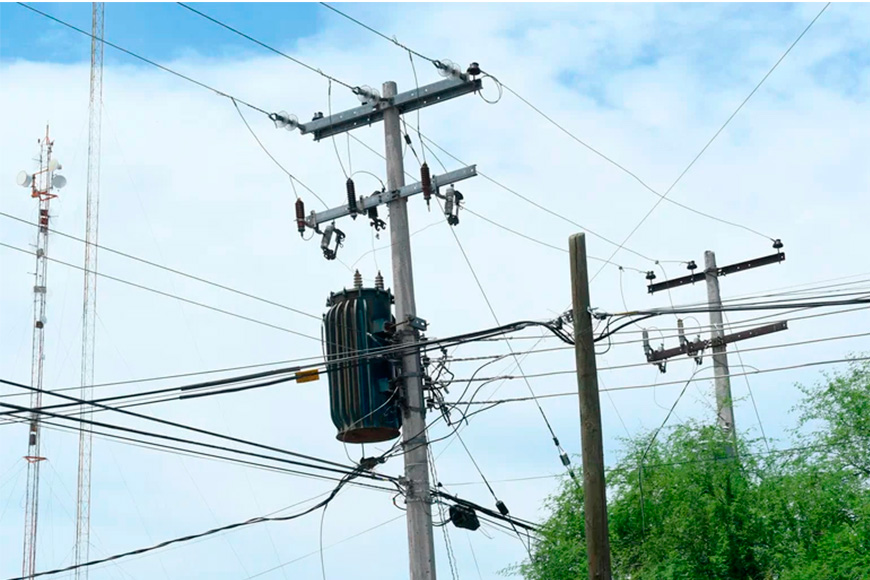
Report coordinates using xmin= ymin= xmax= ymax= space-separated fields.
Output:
xmin=19 ymin=125 xmax=64 ymax=580
xmin=74 ymin=4 xmax=104 ymax=578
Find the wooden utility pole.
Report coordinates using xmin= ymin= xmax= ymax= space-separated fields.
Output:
xmin=569 ymin=233 xmax=612 ymax=580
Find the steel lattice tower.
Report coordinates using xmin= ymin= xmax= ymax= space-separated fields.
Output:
xmin=74 ymin=4 xmax=104 ymax=577
xmin=20 ymin=126 xmax=63 ymax=580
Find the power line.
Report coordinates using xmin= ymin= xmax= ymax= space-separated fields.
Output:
xmin=176 ymin=2 xmax=356 ymax=91
xmin=434 ymin=191 xmax=578 ymax=482
xmin=12 ymin=414 xmax=399 ymax=494
xmin=16 ymin=3 xmax=270 ymax=116
xmin=593 ymin=2 xmax=831 ymax=278
xmin=0 ymin=211 xmax=321 ymax=321
xmin=448 ymin=356 xmax=870 ymax=406
xmin=315 ymin=2 xmax=775 ymax=245
xmin=11 ymin=469 xmax=369 ymax=579
xmin=0 ymin=316 xmax=579 ymax=407
xmin=318 ymin=2 xmax=436 ymax=65
xmin=230 ymin=99 xmax=329 ymax=208
xmin=724 ymin=311 xmax=771 ymax=452
xmin=0 ymin=378 xmax=382 ymax=479
xmin=241 ymin=514 xmax=406 ymax=579
xmin=418 ymin=134 xmax=664 ymax=265
xmin=0 ymin=242 xmax=322 ymax=340
xmin=613 ymin=295 xmax=870 ymax=317
xmin=444 ymin=330 xmax=870 ymax=371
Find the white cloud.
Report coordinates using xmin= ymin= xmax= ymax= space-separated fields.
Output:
xmin=2 ymin=3 xmax=868 ymax=578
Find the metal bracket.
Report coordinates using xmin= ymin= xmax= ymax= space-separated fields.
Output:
xmin=298 ymin=77 xmax=482 ymax=141
xmin=409 ymin=316 xmax=428 ymax=331
xmin=306 ymin=166 xmax=477 ymax=228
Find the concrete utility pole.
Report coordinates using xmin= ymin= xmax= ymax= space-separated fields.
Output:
xmin=644 ymin=243 xmax=786 ymax=452
xmin=569 ymin=233 xmax=612 ymax=580
xmin=384 ymin=80 xmax=437 ymax=579
xmin=289 ymin=70 xmax=481 ymax=580
xmin=704 ymin=251 xmax=734 ymax=434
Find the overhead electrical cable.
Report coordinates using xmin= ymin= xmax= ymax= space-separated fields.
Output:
xmin=0 ymin=316 xmax=580 ymax=408
xmin=418 ymin=135 xmax=663 ymax=264
xmin=9 ymin=469 xmax=369 ymax=579
xmin=592 ymin=2 xmax=831 ymax=278
xmin=432 ymin=177 xmax=579 ymax=481
xmin=315 ymin=2 xmax=775 ymax=244
xmin=230 ymin=99 xmax=329 ymax=207
xmin=0 ymin=242 xmax=321 ymax=339
xmin=16 ymin=3 xmax=271 ymax=116
xmin=170 ymin=1 xmax=668 ymax=273
xmin=0 ymin=211 xmax=320 ymax=320
xmin=176 ymin=2 xmax=356 ymax=91
xmin=446 ymin=356 xmax=870 ymax=406
xmin=0 ymin=378 xmax=383 ymax=478
xmin=14 ymin=415 xmax=398 ymax=493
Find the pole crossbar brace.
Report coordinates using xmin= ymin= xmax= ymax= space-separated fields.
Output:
xmin=648 ymin=252 xmax=786 ymax=294
xmin=646 ymin=321 xmax=788 ymax=363
xmin=306 ymin=165 xmax=477 ymax=228
xmin=299 ymin=77 xmax=482 ymax=141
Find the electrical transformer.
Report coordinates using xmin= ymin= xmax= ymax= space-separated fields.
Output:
xmin=323 ymin=277 xmax=400 ymax=443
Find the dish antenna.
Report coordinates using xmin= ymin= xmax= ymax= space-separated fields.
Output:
xmin=51 ymin=174 xmax=67 ymax=189
xmin=16 ymin=170 xmax=33 ymax=188
xmin=48 ymin=158 xmax=62 ymax=172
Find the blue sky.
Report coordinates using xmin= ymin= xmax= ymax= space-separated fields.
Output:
xmin=1 ymin=3 xmax=322 ymax=63
xmin=1 ymin=2 xmax=868 ymax=579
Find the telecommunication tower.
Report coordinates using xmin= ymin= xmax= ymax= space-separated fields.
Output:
xmin=74 ymin=4 xmax=104 ymax=576
xmin=16 ymin=126 xmax=67 ymax=580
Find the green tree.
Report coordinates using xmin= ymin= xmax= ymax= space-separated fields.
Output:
xmin=518 ymin=357 xmax=870 ymax=580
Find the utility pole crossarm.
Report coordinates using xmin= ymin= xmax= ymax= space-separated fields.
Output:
xmin=648 ymin=251 xmax=785 ymax=294
xmin=298 ymin=76 xmax=482 ymax=141
xmin=645 ymin=320 xmax=788 ymax=363
xmin=307 ymin=165 xmax=477 ymax=228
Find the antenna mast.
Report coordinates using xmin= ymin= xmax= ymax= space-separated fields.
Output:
xmin=19 ymin=126 xmax=65 ymax=580
xmin=74 ymin=3 xmax=103 ymax=577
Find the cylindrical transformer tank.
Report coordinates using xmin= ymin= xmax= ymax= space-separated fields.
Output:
xmin=324 ymin=286 xmax=400 ymax=443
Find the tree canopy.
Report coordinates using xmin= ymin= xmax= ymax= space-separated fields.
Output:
xmin=517 ymin=357 xmax=870 ymax=580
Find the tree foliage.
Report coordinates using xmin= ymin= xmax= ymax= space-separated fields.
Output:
xmin=519 ymin=358 xmax=870 ymax=580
